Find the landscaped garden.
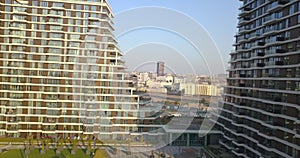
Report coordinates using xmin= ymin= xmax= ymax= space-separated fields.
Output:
xmin=0 ymin=137 xmax=110 ymax=158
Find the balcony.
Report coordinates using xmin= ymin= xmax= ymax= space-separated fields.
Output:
xmin=235 ymin=39 xmax=244 ymax=46
xmin=239 ymin=102 xmax=246 ymax=106
xmin=239 ymin=26 xmax=251 ymax=33
xmin=88 ymin=17 xmax=99 ymax=21
xmin=241 ymin=65 xmax=250 ymax=68
xmin=276 ymin=49 xmax=286 ymax=54
xmin=239 ymin=7 xmax=252 ymax=16
xmin=273 ymin=97 xmax=282 ymax=102
xmin=240 ymin=93 xmax=248 ymax=97
xmin=88 ymin=24 xmax=99 ymax=28
xmin=264 ymin=26 xmax=281 ymax=35
xmin=257 ymin=52 xmax=265 ymax=56
xmin=272 ymin=121 xmax=282 ymax=127
xmin=239 ymin=74 xmax=246 ymax=78
xmin=239 ymin=83 xmax=246 ymax=87
xmin=256 ymin=63 xmax=265 ymax=67
xmin=233 ymin=119 xmax=243 ymax=124
xmin=7 ymin=118 xmax=17 ymax=123
xmin=276 ymin=36 xmax=285 ymax=42
xmin=238 ymin=17 xmax=251 ymax=25
xmin=275 ymin=61 xmax=284 ymax=66
xmin=7 ymin=127 xmax=18 ymax=131
xmin=263 ymin=16 xmax=280 ymax=25
xmin=257 ymin=41 xmax=265 ymax=46
xmin=267 ymin=0 xmax=290 ymax=13
xmin=268 ymin=73 xmax=281 ymax=78
xmin=237 ymin=111 xmax=246 ymax=116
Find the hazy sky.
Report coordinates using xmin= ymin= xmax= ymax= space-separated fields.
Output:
xmin=108 ymin=0 xmax=240 ymax=75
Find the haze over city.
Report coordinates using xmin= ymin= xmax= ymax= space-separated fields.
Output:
xmin=109 ymin=0 xmax=240 ymax=74
xmin=0 ymin=0 xmax=299 ymax=158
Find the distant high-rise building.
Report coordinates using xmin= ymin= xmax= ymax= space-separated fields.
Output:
xmin=157 ymin=61 xmax=165 ymax=76
xmin=215 ymin=1 xmax=300 ymax=158
xmin=0 ymin=0 xmax=160 ymax=141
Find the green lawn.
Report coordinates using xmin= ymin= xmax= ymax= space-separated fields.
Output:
xmin=0 ymin=138 xmax=25 ymax=142
xmin=0 ymin=148 xmax=107 ymax=158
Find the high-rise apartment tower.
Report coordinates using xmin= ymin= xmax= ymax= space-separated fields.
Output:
xmin=215 ymin=0 xmax=300 ymax=158
xmin=0 ymin=0 xmax=161 ymax=142
xmin=157 ymin=61 xmax=164 ymax=76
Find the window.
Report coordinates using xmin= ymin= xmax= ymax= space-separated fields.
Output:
xmin=76 ymin=19 xmax=81 ymax=25
xmin=76 ymin=4 xmax=82 ymax=10
xmin=50 ymin=25 xmax=62 ymax=31
xmin=53 ymin=2 xmax=63 ymax=8
xmin=13 ymin=15 xmax=26 ymax=21
xmin=41 ymin=40 xmax=46 ymax=45
xmin=76 ymin=12 xmax=81 ymax=17
xmin=70 ymin=34 xmax=80 ymax=40
xmin=68 ymin=26 xmax=73 ymax=32
xmin=75 ymin=27 xmax=80 ymax=32
xmin=295 ymin=82 xmax=300 ymax=91
xmin=68 ymin=19 xmax=73 ymax=24
xmin=66 ymin=11 xmax=71 ymax=17
xmin=40 ymin=24 xmax=44 ymax=30
xmin=42 ymin=9 xmax=47 ymax=15
xmin=91 ymin=6 xmax=96 ymax=11
xmin=289 ymin=4 xmax=295 ymax=14
xmin=30 ymin=16 xmax=36 ymax=22
xmin=48 ymin=55 xmax=61 ymax=61
xmin=41 ymin=2 xmax=48 ymax=7
xmin=50 ymin=33 xmax=62 ymax=38
xmin=32 ymin=0 xmax=38 ymax=6
xmin=36 ymin=109 xmax=41 ymax=115
xmin=32 ymin=9 xmax=37 ymax=14
xmin=84 ymin=13 xmax=88 ymax=18
xmin=5 ymin=6 xmax=11 ymax=12
xmin=48 ymin=41 xmax=61 ymax=47
xmin=285 ymin=18 xmax=289 ymax=28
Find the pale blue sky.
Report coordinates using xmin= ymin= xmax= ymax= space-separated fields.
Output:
xmin=108 ymin=0 xmax=241 ymax=75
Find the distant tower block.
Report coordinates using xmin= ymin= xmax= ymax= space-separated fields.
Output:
xmin=157 ymin=61 xmax=165 ymax=76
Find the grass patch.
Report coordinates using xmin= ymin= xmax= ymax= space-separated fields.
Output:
xmin=0 ymin=138 xmax=25 ymax=142
xmin=95 ymin=149 xmax=111 ymax=158
xmin=0 ymin=148 xmax=110 ymax=158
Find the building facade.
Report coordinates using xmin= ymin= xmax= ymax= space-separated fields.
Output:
xmin=0 ymin=0 xmax=161 ymax=142
xmin=157 ymin=61 xmax=164 ymax=76
xmin=180 ymin=83 xmax=219 ymax=96
xmin=215 ymin=0 xmax=300 ymax=158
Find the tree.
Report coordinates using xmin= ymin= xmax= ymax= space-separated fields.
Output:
xmin=200 ymin=98 xmax=206 ymax=104
xmin=45 ymin=139 xmax=50 ymax=150
xmin=71 ymin=139 xmax=78 ymax=154
xmin=40 ymin=139 xmax=46 ymax=154
xmin=86 ymin=138 xmax=92 ymax=155
xmin=149 ymin=150 xmax=155 ymax=158
xmin=56 ymin=139 xmax=63 ymax=154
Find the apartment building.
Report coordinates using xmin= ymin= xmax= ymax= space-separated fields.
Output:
xmin=0 ymin=0 xmax=161 ymax=142
xmin=215 ymin=0 xmax=300 ymax=158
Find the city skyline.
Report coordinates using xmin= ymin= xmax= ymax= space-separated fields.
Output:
xmin=109 ymin=0 xmax=240 ymax=75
